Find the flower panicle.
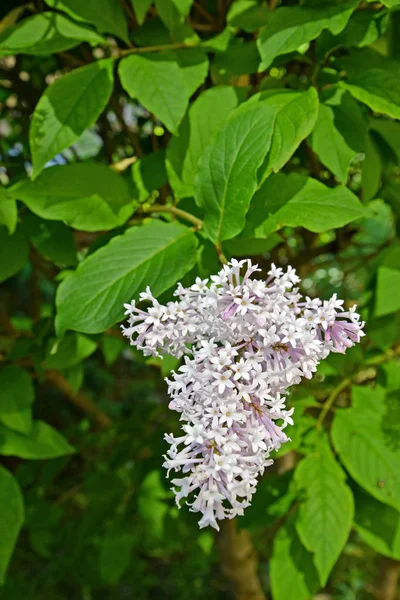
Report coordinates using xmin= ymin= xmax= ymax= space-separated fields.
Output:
xmin=122 ymin=259 xmax=364 ymax=530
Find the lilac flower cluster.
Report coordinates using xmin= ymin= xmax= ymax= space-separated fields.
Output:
xmin=122 ymin=260 xmax=364 ymax=530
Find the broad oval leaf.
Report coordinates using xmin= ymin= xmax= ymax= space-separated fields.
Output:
xmin=55 ymin=220 xmax=199 ymax=335
xmin=332 ymin=386 xmax=400 ymax=512
xmin=44 ymin=0 xmax=129 ymax=42
xmin=119 ymin=49 xmax=208 ymax=134
xmin=0 ymin=12 xmax=104 ymax=56
xmin=195 ymin=102 xmax=275 ymax=243
xmin=340 ymin=49 xmax=400 ymax=120
xmin=166 ymin=86 xmax=241 ymax=199
xmin=30 ymin=59 xmax=114 ymax=178
xmin=12 ymin=164 xmax=134 ymax=232
xmin=0 ymin=421 xmax=75 ymax=459
xmin=132 ymin=0 xmax=154 ymax=25
xmin=295 ymin=437 xmax=354 ymax=586
xmin=244 ymin=173 xmax=368 ymax=237
xmin=257 ymin=0 xmax=357 ymax=71
xmin=0 ymin=466 xmax=24 ymax=585
xmin=0 ymin=366 xmax=34 ymax=435
xmin=270 ymin=511 xmax=320 ymax=600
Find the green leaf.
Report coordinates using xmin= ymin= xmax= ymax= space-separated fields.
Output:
xmin=249 ymin=87 xmax=319 ymax=181
xmin=0 ymin=421 xmax=75 ymax=459
xmin=295 ymin=437 xmax=354 ymax=586
xmin=44 ymin=0 xmax=129 ymax=42
xmin=245 ymin=173 xmax=367 ymax=237
xmin=0 ymin=466 xmax=24 ymax=585
xmin=311 ymin=103 xmax=358 ymax=183
xmin=371 ymin=118 xmax=400 ymax=164
xmin=24 ymin=213 xmax=77 ymax=267
xmin=131 ymin=0 xmax=153 ymax=25
xmin=316 ymin=9 xmax=389 ymax=58
xmin=64 ymin=363 xmax=84 ymax=395
xmin=227 ymin=0 xmax=270 ymax=32
xmin=99 ymin=533 xmax=134 ymax=584
xmin=0 ymin=225 xmax=29 ymax=284
xmin=0 ymin=366 xmax=34 ymax=435
xmin=195 ymin=102 xmax=275 ymax=243
xmin=257 ymin=0 xmax=358 ymax=71
xmin=119 ymin=49 xmax=208 ymax=134
xmin=166 ymin=86 xmax=241 ymax=199
xmin=101 ymin=335 xmax=125 ymax=367
xmin=332 ymin=386 xmax=400 ymax=512
xmin=211 ymin=39 xmax=260 ymax=82
xmin=0 ymin=12 xmax=104 ymax=56
xmin=12 ymin=164 xmax=134 ymax=232
xmin=132 ymin=150 xmax=167 ymax=203
xmin=30 ymin=59 xmax=114 ymax=178
xmin=382 ymin=360 xmax=400 ymax=392
xmin=0 ymin=187 xmax=17 ymax=234
xmin=354 ymin=486 xmax=400 ymax=560
xmin=170 ymin=0 xmax=192 ymax=18
xmin=270 ymin=512 xmax=320 ymax=600
xmin=340 ymin=49 xmax=400 ymax=120
xmin=55 ymin=220 xmax=199 ymax=335
xmin=362 ymin=132 xmax=383 ymax=202
xmin=44 ymin=332 xmax=97 ymax=370
xmin=375 ymin=266 xmax=400 ymax=317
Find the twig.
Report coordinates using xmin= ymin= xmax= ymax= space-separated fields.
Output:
xmin=141 ymin=204 xmax=203 ymax=229
xmin=118 ymin=42 xmax=195 ymax=57
xmin=316 ymin=345 xmax=400 ymax=428
xmin=217 ymin=518 xmax=266 ymax=600
xmin=46 ymin=371 xmax=112 ymax=431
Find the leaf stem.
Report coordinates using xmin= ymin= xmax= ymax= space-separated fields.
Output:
xmin=141 ymin=204 xmax=203 ymax=229
xmin=215 ymin=242 xmax=228 ymax=265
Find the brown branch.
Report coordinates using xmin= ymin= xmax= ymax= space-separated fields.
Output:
xmin=46 ymin=371 xmax=112 ymax=431
xmin=217 ymin=518 xmax=266 ymax=600
xmin=375 ymin=558 xmax=400 ymax=600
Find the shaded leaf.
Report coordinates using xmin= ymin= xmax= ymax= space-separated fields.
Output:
xmin=0 ymin=225 xmax=29 ymax=284
xmin=44 ymin=332 xmax=97 ymax=369
xmin=340 ymin=49 xmax=400 ymax=120
xmin=257 ymin=0 xmax=358 ymax=71
xmin=375 ymin=266 xmax=400 ymax=317
xmin=0 ymin=366 xmax=34 ymax=435
xmin=0 ymin=466 xmax=24 ymax=585
xmin=0 ymin=187 xmax=17 ymax=234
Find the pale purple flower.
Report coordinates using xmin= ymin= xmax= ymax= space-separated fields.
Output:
xmin=122 ymin=259 xmax=365 ymax=530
